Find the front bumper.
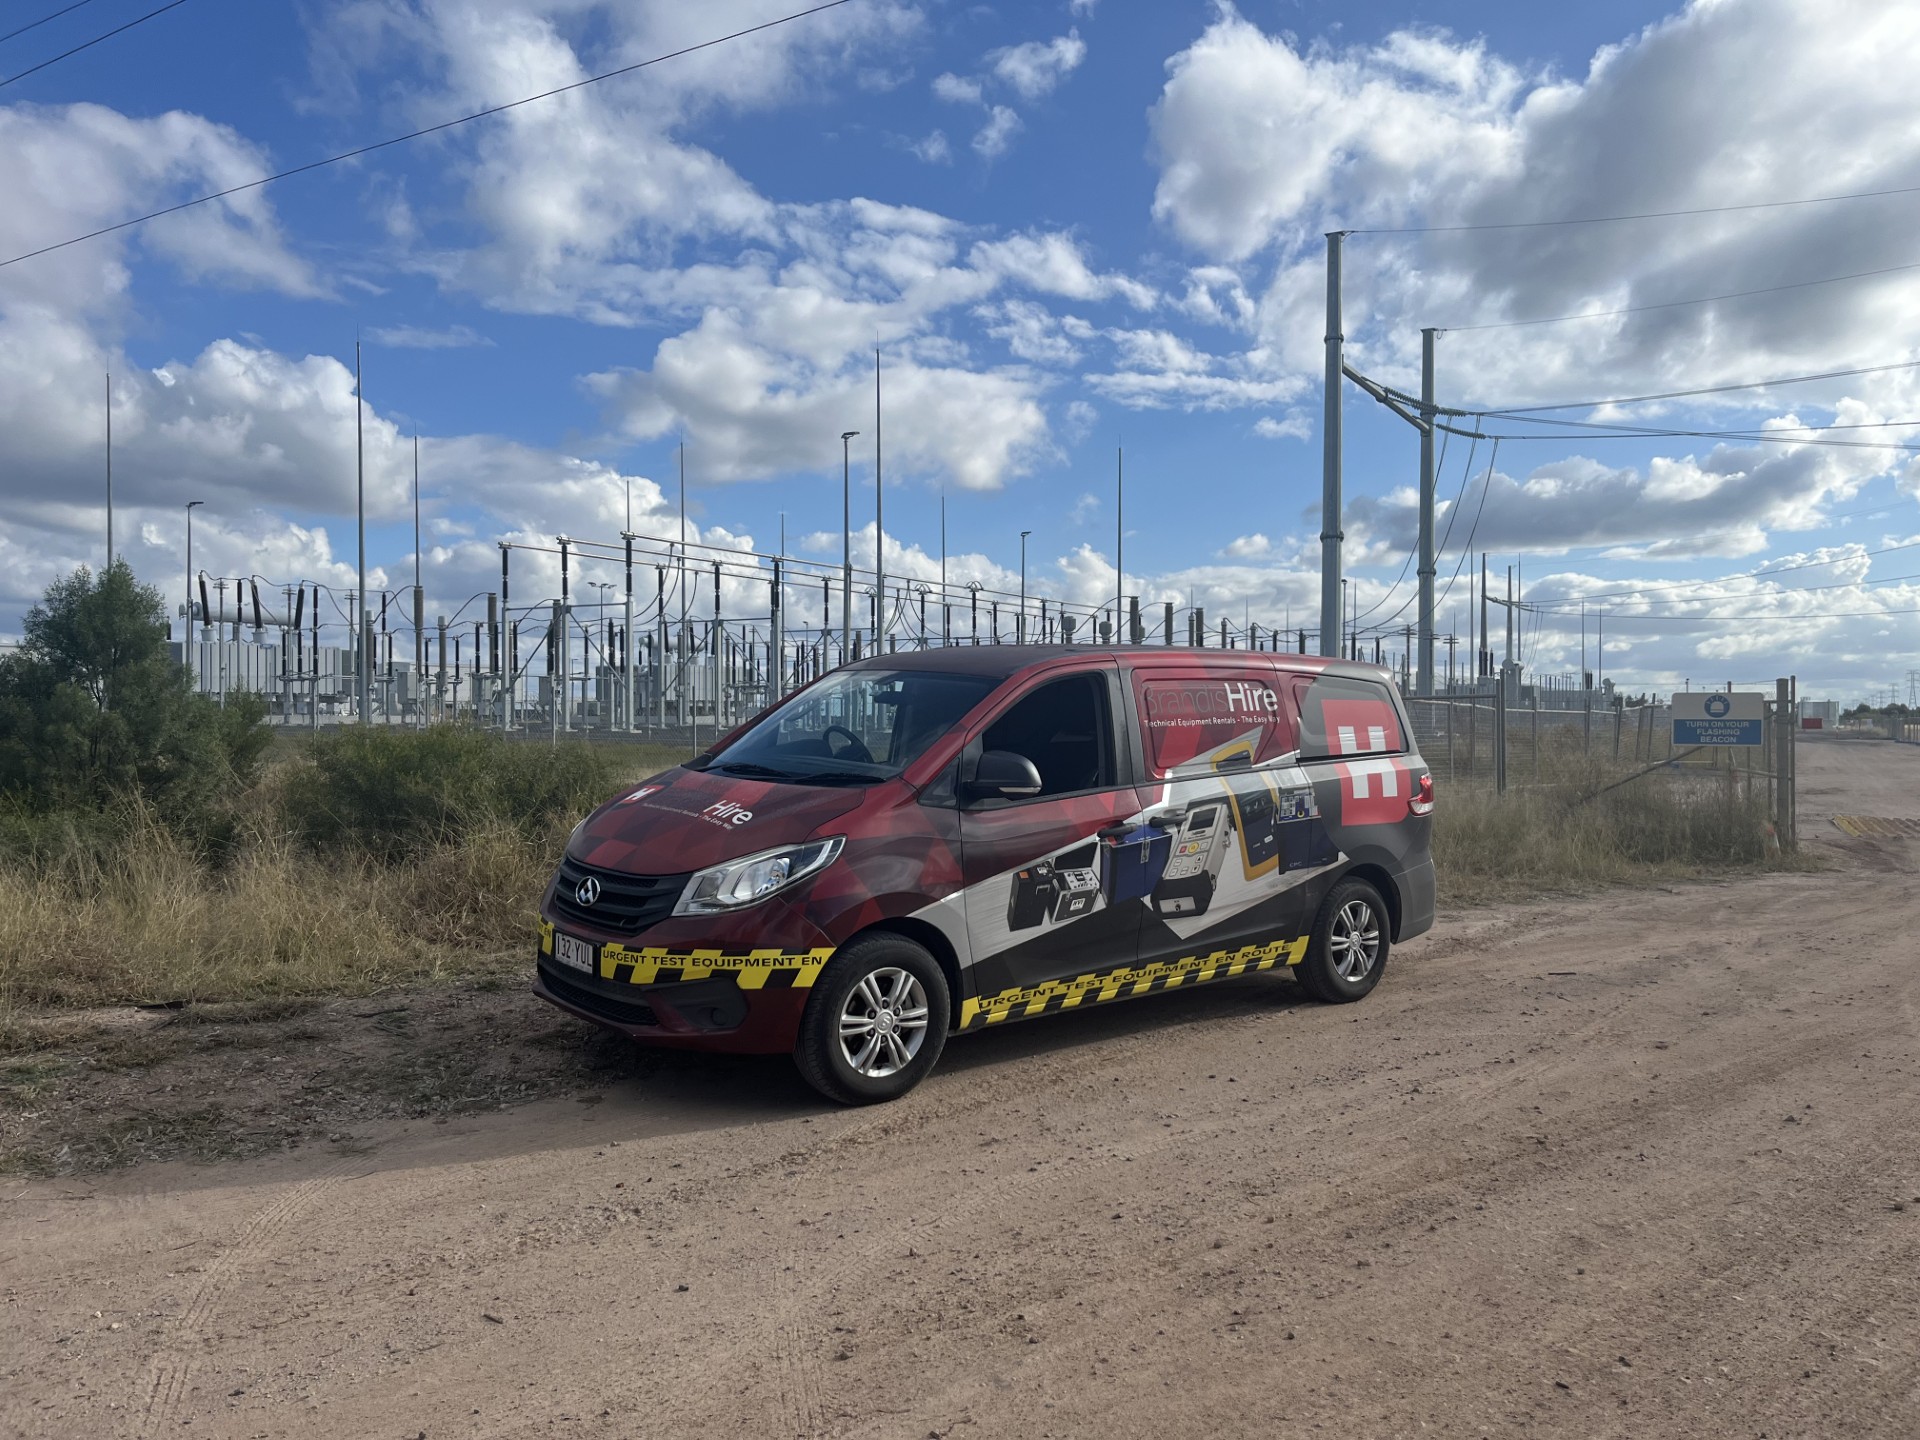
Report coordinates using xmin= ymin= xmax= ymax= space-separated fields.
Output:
xmin=532 ymin=904 xmax=837 ymax=1055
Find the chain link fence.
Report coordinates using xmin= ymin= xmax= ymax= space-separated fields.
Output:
xmin=1406 ymin=696 xmax=1677 ymax=786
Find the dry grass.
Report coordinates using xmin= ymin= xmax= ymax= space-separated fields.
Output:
xmin=0 ymin=728 xmax=1794 ymax=1025
xmin=1433 ymin=746 xmax=1802 ymax=906
xmin=0 ymin=736 xmax=692 ymax=1017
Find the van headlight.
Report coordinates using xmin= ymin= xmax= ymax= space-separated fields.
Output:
xmin=673 ymin=837 xmax=845 ymax=916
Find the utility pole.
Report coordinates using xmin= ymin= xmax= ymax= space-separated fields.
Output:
xmin=1479 ymin=553 xmax=1490 ymax=681
xmin=105 ymin=371 xmax=114 ymax=569
xmin=1116 ymin=445 xmax=1124 ymax=636
xmin=841 ymin=429 xmax=859 ymax=660
xmin=874 ymin=347 xmax=885 ymax=653
xmin=355 ymin=341 xmax=369 ymax=725
xmin=1505 ymin=565 xmax=1514 ymax=671
xmin=414 ymin=439 xmax=424 ymax=728
xmin=623 ymin=529 xmax=635 ymax=731
xmin=1417 ymin=327 xmax=1436 ymax=694
xmin=1319 ymin=230 xmax=1347 ymax=657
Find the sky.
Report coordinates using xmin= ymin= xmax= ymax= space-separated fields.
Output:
xmin=3 ymin=0 xmax=1919 ymax=704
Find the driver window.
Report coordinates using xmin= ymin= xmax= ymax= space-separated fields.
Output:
xmin=981 ymin=673 xmax=1116 ymax=798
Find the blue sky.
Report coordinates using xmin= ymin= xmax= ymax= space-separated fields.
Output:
xmin=3 ymin=0 xmax=1918 ymax=702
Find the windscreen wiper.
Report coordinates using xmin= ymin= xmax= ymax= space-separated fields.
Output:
xmin=709 ymin=760 xmax=799 ymax=780
xmin=791 ymin=769 xmax=883 ymax=786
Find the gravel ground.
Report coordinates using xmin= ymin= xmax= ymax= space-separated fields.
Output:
xmin=2 ymin=734 xmax=1915 ymax=1439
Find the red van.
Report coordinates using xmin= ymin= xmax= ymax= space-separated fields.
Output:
xmin=535 ymin=647 xmax=1434 ymax=1104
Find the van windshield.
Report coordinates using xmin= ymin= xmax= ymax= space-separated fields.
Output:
xmin=703 ymin=670 xmax=997 ymax=783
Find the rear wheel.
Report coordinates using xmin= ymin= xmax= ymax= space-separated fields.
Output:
xmin=1295 ymin=877 xmax=1390 ymax=1004
xmin=794 ymin=933 xmax=950 ymax=1105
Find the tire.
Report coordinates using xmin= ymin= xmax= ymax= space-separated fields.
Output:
xmin=1295 ymin=877 xmax=1391 ymax=1004
xmin=794 ymin=932 xmax=951 ymax=1105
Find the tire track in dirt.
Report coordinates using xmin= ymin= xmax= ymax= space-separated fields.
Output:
xmin=136 ymin=1157 xmax=366 ymax=1439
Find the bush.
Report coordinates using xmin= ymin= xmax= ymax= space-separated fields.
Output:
xmin=0 ymin=562 xmax=269 ymax=851
xmin=278 ymin=726 xmax=661 ymax=861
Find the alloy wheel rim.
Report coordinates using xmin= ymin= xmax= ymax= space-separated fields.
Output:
xmin=837 ymin=967 xmax=930 ymax=1078
xmin=1329 ymin=899 xmax=1380 ymax=982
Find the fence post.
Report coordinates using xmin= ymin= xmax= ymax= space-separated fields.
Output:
xmin=1613 ymin=704 xmax=1623 ymax=761
xmin=1531 ymin=693 xmax=1540 ymax=781
xmin=1446 ymin=699 xmax=1455 ymax=781
xmin=1495 ymin=682 xmax=1508 ymax=795
xmin=1467 ymin=700 xmax=1477 ymax=779
xmin=1775 ymin=677 xmax=1795 ymax=852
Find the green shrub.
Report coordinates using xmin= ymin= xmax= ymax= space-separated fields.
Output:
xmin=0 ymin=563 xmax=270 ymax=853
xmin=278 ymin=726 xmax=666 ymax=860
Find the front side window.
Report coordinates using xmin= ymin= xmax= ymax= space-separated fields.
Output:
xmin=979 ymin=673 xmax=1117 ymax=798
xmin=709 ymin=670 xmax=997 ymax=782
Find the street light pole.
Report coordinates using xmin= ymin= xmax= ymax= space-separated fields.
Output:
xmin=840 ymin=429 xmax=860 ymax=661
xmin=1019 ymin=530 xmax=1031 ymax=644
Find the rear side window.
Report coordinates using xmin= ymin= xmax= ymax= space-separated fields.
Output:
xmin=1294 ymin=674 xmax=1406 ymax=759
xmin=1133 ymin=667 xmax=1297 ymax=777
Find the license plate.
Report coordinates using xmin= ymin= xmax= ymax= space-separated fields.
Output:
xmin=553 ymin=931 xmax=596 ymax=974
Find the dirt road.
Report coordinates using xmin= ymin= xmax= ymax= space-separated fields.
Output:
xmin=4 ymin=736 xmax=1917 ymax=1438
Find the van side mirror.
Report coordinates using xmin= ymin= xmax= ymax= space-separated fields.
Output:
xmin=965 ymin=750 xmax=1044 ymax=801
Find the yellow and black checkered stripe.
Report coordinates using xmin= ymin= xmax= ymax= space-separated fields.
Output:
xmin=539 ymin=920 xmax=835 ymax=989
xmin=958 ymin=935 xmax=1310 ymax=1030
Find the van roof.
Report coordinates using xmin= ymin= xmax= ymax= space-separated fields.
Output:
xmin=843 ymin=644 xmax=1396 ymax=686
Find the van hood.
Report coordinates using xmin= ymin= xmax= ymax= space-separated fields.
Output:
xmin=572 ymin=765 xmax=876 ymax=876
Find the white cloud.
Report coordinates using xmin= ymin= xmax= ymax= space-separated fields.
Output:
xmin=972 ymin=105 xmax=1023 ymax=159
xmin=1223 ymin=533 xmax=1271 ymax=558
xmin=365 ymin=324 xmax=493 ymax=350
xmin=986 ymin=29 xmax=1087 ymax=101
xmin=1063 ymin=399 xmax=1098 ymax=443
xmin=1148 ymin=0 xmax=1920 ymax=408
xmin=932 ymin=72 xmax=982 ymax=105
xmin=978 ymin=300 xmax=1084 ymax=365
xmin=1253 ymin=415 xmax=1311 ymax=440
xmin=585 ymin=311 xmax=1050 ymax=493
xmin=908 ymin=129 xmax=952 ymax=164
xmin=968 ymin=232 xmax=1155 ymax=307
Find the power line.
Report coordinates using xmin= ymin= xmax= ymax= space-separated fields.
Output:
xmin=0 ymin=0 xmax=854 ymax=270
xmin=0 ymin=0 xmax=101 ymax=47
xmin=0 ymin=0 xmax=187 ymax=89
xmin=1522 ymin=539 xmax=1920 ymax=608
xmin=1525 ymin=569 xmax=1920 ymax=612
xmin=1352 ymin=182 xmax=1920 ymax=235
xmin=1439 ymin=257 xmax=1920 ymax=333
xmin=1484 ymin=358 xmax=1920 ymax=415
xmin=1432 ymin=418 xmax=1920 ymax=454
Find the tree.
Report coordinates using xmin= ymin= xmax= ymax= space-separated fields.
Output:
xmin=0 ymin=562 xmax=269 ymax=826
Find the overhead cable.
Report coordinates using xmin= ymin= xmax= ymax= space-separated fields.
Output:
xmin=0 ymin=0 xmax=853 ymax=269
xmin=1485 ymin=358 xmax=1920 ymax=414
xmin=1351 ymin=182 xmax=1920 ymax=235
xmin=0 ymin=0 xmax=188 ymax=89
xmin=0 ymin=0 xmax=101 ymax=46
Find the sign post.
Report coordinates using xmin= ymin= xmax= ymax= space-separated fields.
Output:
xmin=1671 ymin=691 xmax=1766 ymax=748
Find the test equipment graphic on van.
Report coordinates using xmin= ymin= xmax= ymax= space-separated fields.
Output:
xmin=1149 ymin=803 xmax=1229 ymax=917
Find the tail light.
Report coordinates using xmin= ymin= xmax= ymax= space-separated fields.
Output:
xmin=1409 ymin=773 xmax=1434 ymax=817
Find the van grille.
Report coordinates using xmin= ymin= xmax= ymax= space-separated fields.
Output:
xmin=548 ymin=857 xmax=688 ymax=936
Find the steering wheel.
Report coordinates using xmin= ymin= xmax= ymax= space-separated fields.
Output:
xmin=822 ymin=724 xmax=874 ymax=764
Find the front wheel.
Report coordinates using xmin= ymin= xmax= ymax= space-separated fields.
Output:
xmin=1295 ymin=877 xmax=1391 ymax=1004
xmin=794 ymin=933 xmax=951 ymax=1105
